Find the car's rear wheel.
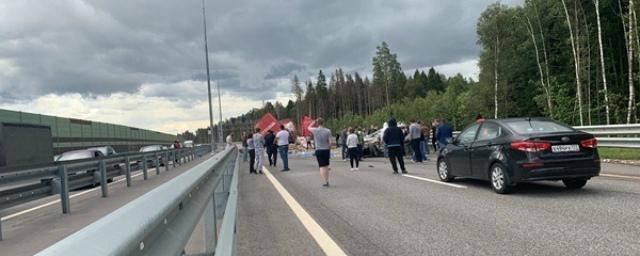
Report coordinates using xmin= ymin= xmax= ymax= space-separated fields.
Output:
xmin=490 ymin=163 xmax=512 ymax=194
xmin=562 ymin=178 xmax=588 ymax=189
xmin=437 ymin=159 xmax=454 ymax=182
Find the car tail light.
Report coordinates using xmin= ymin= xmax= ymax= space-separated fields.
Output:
xmin=510 ymin=140 xmax=551 ymax=152
xmin=580 ymin=138 xmax=598 ymax=149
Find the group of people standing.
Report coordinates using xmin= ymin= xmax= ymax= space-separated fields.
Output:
xmin=380 ymin=118 xmax=454 ymax=174
xmin=337 ymin=128 xmax=365 ymax=171
xmin=240 ymin=115 xmax=462 ymax=188
xmin=243 ymin=125 xmax=292 ymax=174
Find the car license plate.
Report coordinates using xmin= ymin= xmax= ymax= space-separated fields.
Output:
xmin=551 ymin=144 xmax=579 ymax=153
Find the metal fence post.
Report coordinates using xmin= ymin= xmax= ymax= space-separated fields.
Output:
xmin=125 ymin=156 xmax=132 ymax=187
xmin=205 ymin=187 xmax=218 ymax=254
xmin=222 ymin=162 xmax=227 ymax=194
xmin=58 ymin=165 xmax=70 ymax=214
xmin=172 ymin=150 xmax=177 ymax=166
xmin=99 ymin=161 xmax=108 ymax=197
xmin=0 ymin=215 xmax=3 ymax=241
xmin=164 ymin=151 xmax=170 ymax=171
xmin=142 ymin=155 xmax=148 ymax=180
xmin=155 ymin=153 xmax=160 ymax=175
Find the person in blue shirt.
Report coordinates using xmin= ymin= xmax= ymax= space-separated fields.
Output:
xmin=436 ymin=118 xmax=453 ymax=150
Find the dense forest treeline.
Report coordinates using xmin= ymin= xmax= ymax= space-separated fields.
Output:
xmin=182 ymin=0 xmax=640 ymax=141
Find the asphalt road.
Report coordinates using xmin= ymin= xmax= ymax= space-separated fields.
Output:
xmin=237 ymin=153 xmax=640 ymax=256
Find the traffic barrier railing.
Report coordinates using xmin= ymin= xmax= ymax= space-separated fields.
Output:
xmin=36 ymin=146 xmax=238 ymax=256
xmin=574 ymin=124 xmax=640 ymax=148
xmin=0 ymin=144 xmax=222 ymax=240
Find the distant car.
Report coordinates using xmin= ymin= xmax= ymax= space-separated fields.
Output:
xmin=55 ymin=149 xmax=106 ymax=178
xmin=183 ymin=140 xmax=194 ymax=148
xmin=140 ymin=145 xmax=169 ymax=152
xmin=437 ymin=118 xmax=601 ymax=194
xmin=138 ymin=145 xmax=168 ymax=167
xmin=87 ymin=146 xmax=117 ymax=157
xmin=87 ymin=146 xmax=127 ymax=169
xmin=55 ymin=149 xmax=104 ymax=162
xmin=363 ymin=129 xmax=383 ymax=157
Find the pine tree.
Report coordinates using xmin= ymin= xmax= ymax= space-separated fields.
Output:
xmin=372 ymin=41 xmax=403 ymax=106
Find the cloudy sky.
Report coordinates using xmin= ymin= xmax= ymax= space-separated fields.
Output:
xmin=0 ymin=0 xmax=522 ymax=134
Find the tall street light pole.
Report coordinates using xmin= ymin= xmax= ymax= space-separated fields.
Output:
xmin=202 ymin=0 xmax=215 ymax=151
xmin=216 ymin=68 xmax=224 ymax=144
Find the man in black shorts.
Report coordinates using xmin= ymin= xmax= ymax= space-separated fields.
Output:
xmin=308 ymin=118 xmax=332 ymax=187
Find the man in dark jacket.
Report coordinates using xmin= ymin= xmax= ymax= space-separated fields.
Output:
xmin=436 ymin=119 xmax=453 ymax=150
xmin=431 ymin=119 xmax=439 ymax=151
xmin=383 ymin=118 xmax=407 ymax=174
xmin=264 ymin=130 xmax=277 ymax=166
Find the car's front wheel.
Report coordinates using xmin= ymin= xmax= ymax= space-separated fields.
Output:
xmin=562 ymin=178 xmax=588 ymax=189
xmin=437 ymin=159 xmax=454 ymax=182
xmin=490 ymin=163 xmax=512 ymax=194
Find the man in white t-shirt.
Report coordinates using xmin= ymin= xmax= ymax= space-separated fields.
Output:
xmin=225 ymin=134 xmax=233 ymax=149
xmin=275 ymin=125 xmax=291 ymax=171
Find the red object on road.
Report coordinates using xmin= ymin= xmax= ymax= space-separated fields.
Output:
xmin=255 ymin=113 xmax=281 ymax=135
xmin=301 ymin=116 xmax=313 ymax=137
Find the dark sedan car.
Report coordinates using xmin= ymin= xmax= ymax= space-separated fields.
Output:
xmin=437 ymin=118 xmax=600 ymax=194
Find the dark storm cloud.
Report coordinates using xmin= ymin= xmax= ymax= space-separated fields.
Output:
xmin=264 ymin=63 xmax=307 ymax=79
xmin=0 ymin=0 xmax=523 ymax=101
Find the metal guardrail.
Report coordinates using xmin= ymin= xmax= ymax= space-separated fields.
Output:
xmin=574 ymin=124 xmax=640 ymax=148
xmin=0 ymin=144 xmax=218 ymax=240
xmin=214 ymin=148 xmax=240 ymax=256
xmin=451 ymin=124 xmax=640 ymax=148
xmin=36 ymin=146 xmax=238 ymax=256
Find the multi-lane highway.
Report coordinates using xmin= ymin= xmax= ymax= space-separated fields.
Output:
xmin=237 ymin=155 xmax=640 ymax=256
xmin=1 ymin=150 xmax=638 ymax=255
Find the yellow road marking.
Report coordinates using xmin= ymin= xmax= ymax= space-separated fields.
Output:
xmin=262 ymin=166 xmax=347 ymax=256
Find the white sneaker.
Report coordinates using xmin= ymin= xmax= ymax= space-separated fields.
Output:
xmin=350 ymin=168 xmax=355 ymax=171
xmin=355 ymin=167 xmax=359 ymax=171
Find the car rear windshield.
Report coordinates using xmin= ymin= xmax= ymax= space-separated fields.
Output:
xmin=141 ymin=146 xmax=161 ymax=152
xmin=58 ymin=151 xmax=93 ymax=161
xmin=505 ymin=120 xmax=573 ymax=135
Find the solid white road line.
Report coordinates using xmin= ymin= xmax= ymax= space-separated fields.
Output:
xmin=262 ymin=166 xmax=347 ymax=256
xmin=600 ymin=173 xmax=640 ymax=181
xmin=402 ymin=174 xmax=468 ymax=189
xmin=1 ymin=173 xmax=144 ymax=221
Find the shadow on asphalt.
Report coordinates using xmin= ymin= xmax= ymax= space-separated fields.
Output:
xmin=451 ymin=178 xmax=601 ymax=197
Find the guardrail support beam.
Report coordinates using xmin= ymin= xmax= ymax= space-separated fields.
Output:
xmin=155 ymin=153 xmax=160 ymax=175
xmin=99 ymin=161 xmax=108 ymax=197
xmin=125 ymin=156 xmax=132 ymax=187
xmin=58 ymin=165 xmax=71 ymax=214
xmin=164 ymin=152 xmax=170 ymax=172
xmin=142 ymin=155 xmax=149 ymax=180
xmin=205 ymin=192 xmax=217 ymax=254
